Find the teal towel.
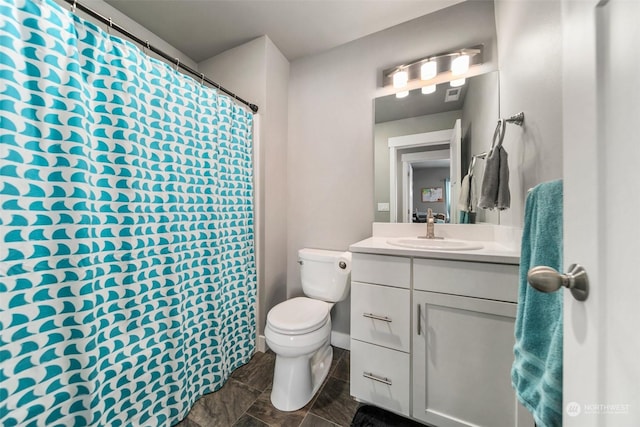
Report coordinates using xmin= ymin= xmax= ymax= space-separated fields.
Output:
xmin=512 ymin=180 xmax=563 ymax=427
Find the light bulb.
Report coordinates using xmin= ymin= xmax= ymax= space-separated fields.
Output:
xmin=450 ymin=78 xmax=466 ymax=87
xmin=421 ymin=85 xmax=436 ymax=95
xmin=421 ymin=61 xmax=437 ymax=80
xmin=393 ymin=70 xmax=408 ymax=88
xmin=396 ymin=91 xmax=409 ymax=99
xmin=451 ymin=54 xmax=470 ymax=76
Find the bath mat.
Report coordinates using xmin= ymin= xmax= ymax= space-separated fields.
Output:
xmin=351 ymin=405 xmax=424 ymax=426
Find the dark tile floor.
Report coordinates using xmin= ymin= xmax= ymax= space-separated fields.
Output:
xmin=174 ymin=347 xmax=359 ymax=427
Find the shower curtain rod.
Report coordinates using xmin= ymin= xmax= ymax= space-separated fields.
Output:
xmin=61 ymin=0 xmax=259 ymax=113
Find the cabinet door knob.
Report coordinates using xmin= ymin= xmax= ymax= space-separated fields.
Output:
xmin=527 ymin=264 xmax=589 ymax=301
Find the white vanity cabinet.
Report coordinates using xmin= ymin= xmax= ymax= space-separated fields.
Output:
xmin=350 ymin=252 xmax=534 ymax=427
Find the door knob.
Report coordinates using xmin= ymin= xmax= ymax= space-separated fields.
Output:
xmin=527 ymin=264 xmax=589 ymax=301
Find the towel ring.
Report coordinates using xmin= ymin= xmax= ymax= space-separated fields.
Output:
xmin=468 ymin=152 xmax=488 ymax=177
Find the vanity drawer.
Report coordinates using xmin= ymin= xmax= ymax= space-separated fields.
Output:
xmin=351 ymin=253 xmax=410 ymax=289
xmin=413 ymin=258 xmax=519 ymax=302
xmin=350 ymin=339 xmax=410 ymax=417
xmin=351 ymin=282 xmax=410 ymax=352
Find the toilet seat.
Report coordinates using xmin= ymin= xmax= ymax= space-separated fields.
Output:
xmin=267 ymin=297 xmax=330 ymax=335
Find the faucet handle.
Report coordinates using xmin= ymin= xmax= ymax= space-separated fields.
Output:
xmin=427 ymin=208 xmax=433 ymax=218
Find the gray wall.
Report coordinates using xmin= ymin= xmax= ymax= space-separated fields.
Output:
xmin=374 ymin=110 xmax=462 ymax=222
xmin=199 ymin=36 xmax=290 ymax=336
xmin=288 ymin=0 xmax=498 ymax=335
xmin=58 ymin=0 xmax=565 ymax=344
xmin=493 ymin=0 xmax=563 ymax=227
xmin=412 ymin=167 xmax=450 ymax=216
xmin=461 ymin=71 xmax=500 ymax=224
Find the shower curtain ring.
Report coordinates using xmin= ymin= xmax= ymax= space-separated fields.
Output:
xmin=71 ymin=0 xmax=77 ymax=12
xmin=175 ymin=58 xmax=180 ymax=71
xmin=200 ymin=73 xmax=205 ymax=85
xmin=108 ymin=18 xmax=113 ymax=34
xmin=144 ymin=40 xmax=150 ymax=53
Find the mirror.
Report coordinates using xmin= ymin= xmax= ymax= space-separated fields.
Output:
xmin=374 ymin=71 xmax=500 ymax=224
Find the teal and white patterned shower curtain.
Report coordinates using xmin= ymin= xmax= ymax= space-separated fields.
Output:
xmin=0 ymin=0 xmax=256 ymax=425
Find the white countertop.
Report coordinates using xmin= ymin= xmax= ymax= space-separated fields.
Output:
xmin=349 ymin=223 xmax=521 ymax=265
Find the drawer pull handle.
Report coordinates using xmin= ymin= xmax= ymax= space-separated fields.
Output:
xmin=363 ymin=371 xmax=393 ymax=386
xmin=417 ymin=303 xmax=422 ymax=335
xmin=363 ymin=313 xmax=392 ymax=322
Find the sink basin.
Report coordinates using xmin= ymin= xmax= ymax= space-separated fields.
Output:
xmin=386 ymin=238 xmax=483 ymax=251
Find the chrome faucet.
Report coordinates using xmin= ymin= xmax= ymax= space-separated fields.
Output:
xmin=426 ymin=208 xmax=436 ymax=239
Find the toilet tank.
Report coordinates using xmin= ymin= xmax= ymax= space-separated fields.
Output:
xmin=298 ymin=248 xmax=352 ymax=302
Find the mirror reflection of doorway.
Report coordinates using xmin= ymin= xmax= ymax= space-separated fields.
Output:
xmin=388 ymin=119 xmax=461 ymax=223
xmin=401 ymin=151 xmax=450 ymax=223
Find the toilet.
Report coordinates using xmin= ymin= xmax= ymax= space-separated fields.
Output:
xmin=265 ymin=248 xmax=352 ymax=411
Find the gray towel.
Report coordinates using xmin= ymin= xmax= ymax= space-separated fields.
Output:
xmin=479 ymin=145 xmax=510 ymax=210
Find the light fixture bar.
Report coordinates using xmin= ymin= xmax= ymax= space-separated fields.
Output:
xmin=382 ymin=45 xmax=483 ymax=89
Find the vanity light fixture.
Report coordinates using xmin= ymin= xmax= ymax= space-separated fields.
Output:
xmin=421 ymin=61 xmax=437 ymax=80
xmin=421 ymin=84 xmax=436 ymax=95
xmin=396 ymin=91 xmax=409 ymax=99
xmin=451 ymin=54 xmax=470 ymax=76
xmin=393 ymin=70 xmax=408 ymax=88
xmin=382 ymin=45 xmax=482 ymax=95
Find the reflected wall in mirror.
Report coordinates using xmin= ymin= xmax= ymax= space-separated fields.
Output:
xmin=374 ymin=71 xmax=500 ymax=224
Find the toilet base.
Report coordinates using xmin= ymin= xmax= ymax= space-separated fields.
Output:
xmin=270 ymin=341 xmax=333 ymax=411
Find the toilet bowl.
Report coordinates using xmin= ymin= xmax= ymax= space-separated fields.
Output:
xmin=265 ymin=298 xmax=333 ymax=411
xmin=265 ymin=249 xmax=351 ymax=411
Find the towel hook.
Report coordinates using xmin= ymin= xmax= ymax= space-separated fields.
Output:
xmin=527 ymin=264 xmax=589 ymax=301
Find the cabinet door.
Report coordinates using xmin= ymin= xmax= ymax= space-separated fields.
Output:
xmin=412 ymin=291 xmax=519 ymax=427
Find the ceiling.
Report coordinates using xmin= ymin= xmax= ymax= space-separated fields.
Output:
xmin=104 ymin=0 xmax=464 ymax=62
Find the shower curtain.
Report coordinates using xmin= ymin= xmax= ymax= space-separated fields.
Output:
xmin=0 ymin=0 xmax=256 ymax=425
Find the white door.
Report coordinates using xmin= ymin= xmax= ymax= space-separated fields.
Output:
xmin=449 ymin=119 xmax=462 ymax=224
xmin=562 ymin=0 xmax=640 ymax=424
xmin=402 ymin=161 xmax=414 ymax=223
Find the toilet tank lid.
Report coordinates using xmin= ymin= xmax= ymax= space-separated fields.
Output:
xmin=298 ymin=248 xmax=350 ymax=261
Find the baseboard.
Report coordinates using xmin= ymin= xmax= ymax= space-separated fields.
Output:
xmin=257 ymin=334 xmax=267 ymax=353
xmin=331 ymin=331 xmax=350 ymax=350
